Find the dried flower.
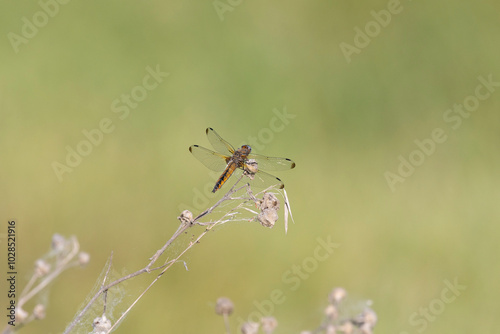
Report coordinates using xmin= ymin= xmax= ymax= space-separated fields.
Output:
xmin=33 ymin=304 xmax=46 ymax=320
xmin=325 ymin=325 xmax=336 ymax=334
xmin=259 ymin=192 xmax=280 ymax=211
xmin=257 ymin=193 xmax=280 ymax=228
xmin=241 ymin=321 xmax=259 ymax=334
xmin=51 ymin=233 xmax=67 ymax=252
xmin=338 ymin=321 xmax=354 ymax=334
xmin=362 ymin=307 xmax=377 ymax=327
xmin=215 ymin=297 xmax=234 ymax=316
xmin=78 ymin=252 xmax=91 ymax=266
xmin=34 ymin=259 xmax=51 ymax=277
xmin=325 ymin=304 xmax=338 ymax=321
xmin=353 ymin=307 xmax=377 ymax=333
xmin=328 ymin=287 xmax=347 ymax=305
xmin=177 ymin=210 xmax=194 ymax=225
xmin=244 ymin=159 xmax=259 ymax=176
xmin=261 ymin=316 xmax=278 ymax=334
xmin=360 ymin=322 xmax=374 ymax=334
xmin=16 ymin=307 xmax=28 ymax=323
xmin=258 ymin=209 xmax=279 ymax=228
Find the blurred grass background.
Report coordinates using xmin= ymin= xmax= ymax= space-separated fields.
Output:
xmin=1 ymin=0 xmax=499 ymax=333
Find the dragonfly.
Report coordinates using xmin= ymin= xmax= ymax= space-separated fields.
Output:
xmin=189 ymin=128 xmax=296 ymax=193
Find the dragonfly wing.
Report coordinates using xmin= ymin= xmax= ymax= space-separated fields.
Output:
xmin=189 ymin=145 xmax=228 ymax=172
xmin=206 ymin=128 xmax=235 ymax=155
xmin=234 ymin=168 xmax=285 ymax=190
xmin=246 ymin=153 xmax=296 ymax=171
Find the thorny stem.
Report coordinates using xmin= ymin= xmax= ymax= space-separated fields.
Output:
xmin=64 ymin=176 xmax=253 ymax=334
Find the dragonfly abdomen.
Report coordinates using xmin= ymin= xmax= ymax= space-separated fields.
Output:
xmin=212 ymin=163 xmax=237 ymax=193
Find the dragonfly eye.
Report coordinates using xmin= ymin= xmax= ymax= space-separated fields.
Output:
xmin=242 ymin=145 xmax=251 ymax=152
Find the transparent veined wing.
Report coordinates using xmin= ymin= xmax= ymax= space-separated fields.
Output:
xmin=189 ymin=145 xmax=229 ymax=172
xmin=206 ymin=127 xmax=235 ymax=155
xmin=246 ymin=153 xmax=296 ymax=171
xmin=233 ymin=168 xmax=285 ymax=190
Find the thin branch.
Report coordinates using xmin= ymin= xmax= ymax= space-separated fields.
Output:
xmin=18 ymin=237 xmax=80 ymax=308
xmin=223 ymin=313 xmax=231 ymax=334
xmin=63 ymin=175 xmax=282 ymax=334
xmin=101 ymin=252 xmax=113 ymax=316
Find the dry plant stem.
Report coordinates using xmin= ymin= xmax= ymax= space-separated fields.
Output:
xmin=147 ymin=176 xmax=246 ymax=269
xmin=105 ymin=177 xmax=247 ymax=334
xmin=18 ymin=237 xmax=80 ymax=308
xmin=105 ymin=214 xmax=222 ymax=333
xmin=145 ymin=220 xmax=192 ymax=271
xmin=64 ymin=176 xmax=246 ymax=334
xmin=18 ymin=273 xmax=39 ymax=301
xmin=223 ymin=313 xmax=231 ymax=334
xmin=62 ymin=260 xmax=172 ymax=334
xmin=2 ymin=238 xmax=81 ymax=334
xmin=101 ymin=252 xmax=114 ymax=315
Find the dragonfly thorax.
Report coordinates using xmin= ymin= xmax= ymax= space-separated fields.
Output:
xmin=230 ymin=145 xmax=252 ymax=166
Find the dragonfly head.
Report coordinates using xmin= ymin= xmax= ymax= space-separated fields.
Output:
xmin=241 ymin=145 xmax=252 ymax=154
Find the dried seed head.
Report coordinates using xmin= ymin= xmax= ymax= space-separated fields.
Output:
xmin=329 ymin=287 xmax=347 ymax=305
xmin=177 ymin=210 xmax=194 ymax=225
xmin=257 ymin=193 xmax=280 ymax=228
xmin=33 ymin=304 xmax=46 ymax=320
xmin=338 ymin=321 xmax=354 ymax=334
xmin=259 ymin=193 xmax=279 ymax=211
xmin=78 ymin=252 xmax=91 ymax=266
xmin=244 ymin=159 xmax=259 ymax=177
xmin=34 ymin=259 xmax=51 ymax=277
xmin=257 ymin=209 xmax=279 ymax=228
xmin=261 ymin=316 xmax=278 ymax=334
xmin=215 ymin=297 xmax=234 ymax=316
xmin=93 ymin=315 xmax=111 ymax=333
xmin=325 ymin=304 xmax=338 ymax=321
xmin=360 ymin=322 xmax=374 ymax=334
xmin=16 ymin=307 xmax=28 ymax=323
xmin=241 ymin=321 xmax=259 ymax=334
xmin=51 ymin=233 xmax=67 ymax=252
xmin=325 ymin=325 xmax=336 ymax=334
xmin=358 ymin=307 xmax=377 ymax=328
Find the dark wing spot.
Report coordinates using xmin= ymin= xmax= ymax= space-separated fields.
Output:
xmin=285 ymin=159 xmax=296 ymax=169
xmin=276 ymin=177 xmax=285 ymax=189
xmin=189 ymin=145 xmax=199 ymax=153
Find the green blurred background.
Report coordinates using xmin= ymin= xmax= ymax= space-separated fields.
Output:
xmin=1 ymin=0 xmax=499 ymax=333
